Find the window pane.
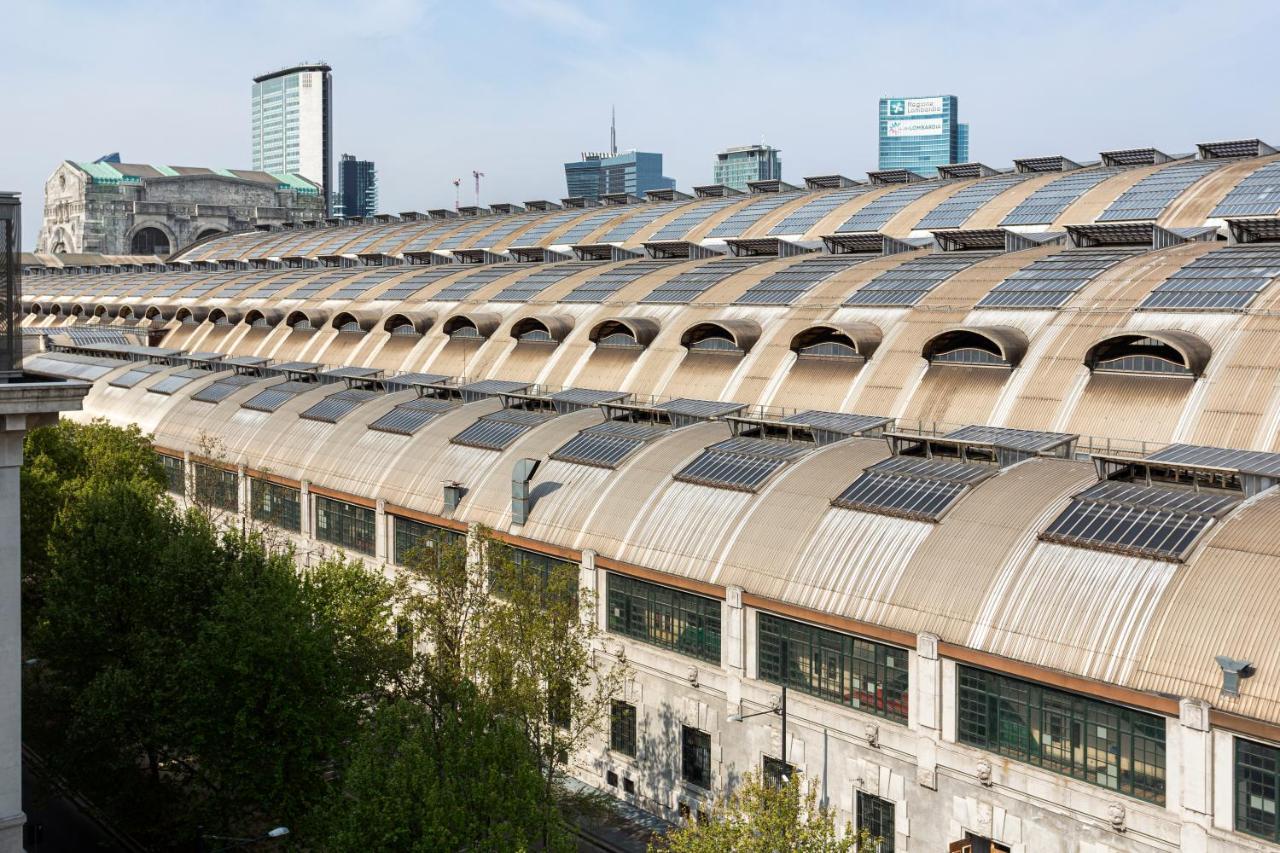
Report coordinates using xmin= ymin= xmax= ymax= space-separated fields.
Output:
xmin=392 ymin=515 xmax=463 ymax=565
xmin=313 ymin=495 xmax=376 ymax=555
xmin=681 ymin=726 xmax=712 ymax=789
xmin=193 ymin=462 xmax=238 ymax=512
xmin=856 ymin=791 xmax=895 ymax=853
xmin=250 ymin=478 xmax=300 ymax=532
xmin=158 ymin=453 xmax=184 ymax=496
xmin=956 ymin=665 xmax=1165 ymax=804
xmin=610 ymin=700 xmax=637 ymax=757
xmin=1237 ymin=738 xmax=1280 ymax=841
xmin=606 ymin=573 xmax=721 ymax=664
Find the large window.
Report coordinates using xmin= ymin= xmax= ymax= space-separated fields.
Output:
xmin=392 ymin=516 xmax=464 ymax=565
xmin=606 ymin=573 xmax=721 ymax=664
xmin=193 ymin=463 xmax=238 ymax=513
xmin=756 ymin=613 xmax=908 ymax=725
xmin=314 ymin=495 xmax=376 ymax=555
xmin=610 ymin=700 xmax=637 ymax=757
xmin=856 ymin=791 xmax=895 ymax=852
xmin=1236 ymin=737 xmax=1280 ymax=842
xmin=250 ymin=478 xmax=301 ymax=532
xmin=159 ymin=453 xmax=184 ymax=496
xmin=956 ymin=666 xmax=1165 ymax=804
xmin=681 ymin=726 xmax=712 ymax=789
xmin=489 ymin=545 xmax=577 ymax=603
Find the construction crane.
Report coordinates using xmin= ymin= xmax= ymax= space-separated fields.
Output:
xmin=472 ymin=170 xmax=485 ymax=208
xmin=452 ymin=178 xmax=461 ymax=212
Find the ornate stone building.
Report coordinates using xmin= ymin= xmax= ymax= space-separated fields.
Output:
xmin=36 ymin=160 xmax=325 ymax=257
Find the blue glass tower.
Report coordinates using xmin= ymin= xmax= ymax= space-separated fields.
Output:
xmin=877 ymin=95 xmax=968 ymax=176
xmin=563 ymin=151 xmax=675 ymax=202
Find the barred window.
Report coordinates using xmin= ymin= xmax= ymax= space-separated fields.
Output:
xmin=313 ymin=495 xmax=376 ymax=555
xmin=250 ymin=478 xmax=300 ymax=532
xmin=606 ymin=573 xmax=721 ymax=664
xmin=610 ymin=700 xmax=637 ymax=757
xmin=756 ymin=613 xmax=908 ymax=724
xmin=193 ymin=462 xmax=238 ymax=512
xmin=159 ymin=453 xmax=184 ymax=496
xmin=1236 ymin=737 xmax=1280 ymax=841
xmin=857 ymin=791 xmax=895 ymax=852
xmin=681 ymin=726 xmax=711 ymax=789
xmin=392 ymin=516 xmax=464 ymax=565
xmin=762 ymin=756 xmax=796 ymax=788
xmin=957 ymin=665 xmax=1165 ymax=804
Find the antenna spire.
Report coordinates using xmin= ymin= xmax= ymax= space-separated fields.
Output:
xmin=610 ymin=105 xmax=617 ymax=157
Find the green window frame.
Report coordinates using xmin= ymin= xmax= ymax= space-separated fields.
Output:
xmin=856 ymin=791 xmax=895 ymax=852
xmin=193 ymin=462 xmax=238 ymax=513
xmin=392 ymin=515 xmax=464 ymax=565
xmin=610 ymin=700 xmax=637 ymax=757
xmin=489 ymin=545 xmax=577 ymax=603
xmin=159 ymin=453 xmax=184 ymax=496
xmin=956 ymin=665 xmax=1166 ymax=804
xmin=250 ymin=478 xmax=301 ymax=532
xmin=756 ymin=613 xmax=908 ymax=725
xmin=313 ymin=494 xmax=376 ymax=555
xmin=1236 ymin=737 xmax=1280 ymax=841
xmin=606 ymin=573 xmax=721 ymax=664
xmin=681 ymin=725 xmax=712 ymax=789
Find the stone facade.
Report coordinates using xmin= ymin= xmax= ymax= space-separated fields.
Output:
xmin=36 ymin=161 xmax=326 ymax=257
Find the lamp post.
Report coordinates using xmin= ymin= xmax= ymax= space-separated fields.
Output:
xmin=728 ymin=638 xmax=790 ymax=778
xmin=197 ymin=826 xmax=289 ymax=852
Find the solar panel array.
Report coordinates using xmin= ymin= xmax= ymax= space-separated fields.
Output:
xmin=1146 ymin=443 xmax=1280 ymax=476
xmin=781 ymin=410 xmax=891 ymax=444
xmin=555 ymin=208 xmax=635 ymax=245
xmin=1097 ymin=160 xmax=1222 ymax=221
xmin=1211 ymin=160 xmax=1280 ymax=217
xmin=769 ymin=187 xmax=871 ymax=235
xmin=835 ymin=182 xmax=939 ymax=233
xmin=330 ymin=268 xmax=407 ymax=300
xmin=1138 ymin=247 xmax=1280 ymax=310
xmin=191 ymin=373 xmax=264 ymax=403
xmin=241 ymin=380 xmax=318 ymax=413
xmin=450 ymin=408 xmax=553 ymax=450
xmin=395 ymin=222 xmax=459 ymax=254
xmin=674 ymin=437 xmax=809 ymax=491
xmin=650 ymin=196 xmax=742 ymax=241
xmin=299 ymin=388 xmax=381 ymax=423
xmin=559 ymin=259 xmax=678 ymax=302
xmin=491 ymin=261 xmax=599 ymax=302
xmin=916 ymin=174 xmax=1027 ymax=229
xmin=368 ymin=396 xmax=460 ymax=436
xmin=640 ymin=257 xmax=764 ymax=303
xmin=148 ymin=368 xmax=219 ymax=396
xmin=843 ymin=252 xmax=995 ymax=307
xmin=286 ymin=269 xmax=365 ymax=299
xmin=944 ymin=424 xmax=1075 ymax=452
xmin=512 ymin=210 xmax=580 ymax=245
xmin=550 ymin=420 xmax=668 ymax=468
xmin=655 ymin=397 xmax=747 ymax=427
xmin=598 ymin=202 xmax=683 ymax=242
xmin=23 ymin=353 xmax=120 ymax=381
xmin=378 ymin=266 xmax=464 ymax=301
xmin=1000 ymin=167 xmax=1122 ymax=226
xmin=438 ymin=217 xmax=504 ymax=250
xmin=431 ymin=265 xmax=521 ymax=301
xmin=1041 ymin=480 xmax=1238 ymax=561
xmin=707 ymin=192 xmax=804 ymax=238
xmin=108 ymin=363 xmax=167 ymax=388
xmin=735 ymin=255 xmax=867 ymax=305
xmin=832 ymin=455 xmax=993 ymax=521
xmin=976 ymin=247 xmax=1145 ymax=309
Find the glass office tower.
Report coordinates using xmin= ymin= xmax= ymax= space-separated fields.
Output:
xmin=877 ymin=95 xmax=968 ymax=176
xmin=252 ymin=62 xmax=333 ymax=210
xmin=338 ymin=154 xmax=377 ymax=218
xmin=713 ymin=144 xmax=782 ymax=191
xmin=564 ymin=151 xmax=675 ymax=202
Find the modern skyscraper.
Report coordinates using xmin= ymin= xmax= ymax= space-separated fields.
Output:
xmin=877 ymin=95 xmax=968 ymax=176
xmin=252 ymin=62 xmax=333 ymax=211
xmin=563 ymin=109 xmax=674 ymax=201
xmin=338 ymin=154 xmax=377 ymax=218
xmin=713 ymin=144 xmax=782 ymax=191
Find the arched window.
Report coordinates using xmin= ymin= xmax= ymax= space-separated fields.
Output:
xmin=209 ymin=308 xmax=242 ymax=326
xmin=680 ymin=320 xmax=760 ymax=357
xmin=442 ymin=313 xmax=498 ymax=341
xmin=789 ymin=324 xmax=881 ymax=362
xmin=1085 ymin=331 xmax=1209 ymax=378
xmin=130 ymin=227 xmax=171 ymax=256
xmin=922 ymin=326 xmax=1027 ymax=369
xmin=590 ymin=318 xmax=658 ymax=351
xmin=510 ymin=316 xmax=571 ymax=346
xmin=598 ymin=331 xmax=642 ymax=349
xmin=449 ymin=321 xmax=481 ymax=340
xmin=175 ymin=307 xmax=207 ymax=325
xmin=286 ymin=310 xmax=326 ymax=331
xmin=382 ymin=312 xmax=433 ymax=337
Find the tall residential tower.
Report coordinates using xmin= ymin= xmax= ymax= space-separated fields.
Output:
xmin=713 ymin=144 xmax=782 ymax=191
xmin=252 ymin=62 xmax=333 ymax=210
xmin=877 ymin=95 xmax=968 ymax=176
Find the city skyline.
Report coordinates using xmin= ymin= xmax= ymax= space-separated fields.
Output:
xmin=4 ymin=0 xmax=1280 ymax=246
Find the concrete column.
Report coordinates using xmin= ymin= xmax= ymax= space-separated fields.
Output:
xmin=914 ymin=633 xmax=941 ymax=791
xmin=374 ymin=499 xmax=387 ymax=563
xmin=0 ymin=425 xmax=25 ymax=853
xmin=299 ymin=480 xmax=312 ymax=538
xmin=724 ymin=586 xmax=744 ymax=675
xmin=237 ymin=464 xmax=249 ymax=523
xmin=579 ymin=550 xmax=599 ymax=630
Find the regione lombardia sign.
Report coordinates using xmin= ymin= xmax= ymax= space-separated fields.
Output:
xmin=886 ymin=97 xmax=944 ymax=117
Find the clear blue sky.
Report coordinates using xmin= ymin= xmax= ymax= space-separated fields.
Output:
xmin=4 ymin=0 xmax=1277 ymax=247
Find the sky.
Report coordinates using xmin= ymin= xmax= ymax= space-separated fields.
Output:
xmin=4 ymin=0 xmax=1279 ymax=247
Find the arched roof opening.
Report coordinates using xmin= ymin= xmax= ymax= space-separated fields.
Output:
xmin=209 ymin=307 xmax=243 ymax=326
xmin=442 ymin=312 xmax=499 ymax=340
xmin=130 ymin=226 xmax=171 ymax=256
xmin=382 ymin=312 xmax=434 ymax=336
xmin=244 ymin=308 xmax=284 ymax=328
xmin=285 ymin=308 xmax=329 ymax=331
xmin=511 ymin=314 xmax=574 ymax=345
xmin=680 ymin=319 xmax=762 ymax=355
xmin=589 ymin=317 xmax=660 ymax=349
xmin=144 ymin=304 xmax=177 ymax=322
xmin=789 ymin=322 xmax=883 ymax=361
xmin=175 ymin=306 xmax=210 ymax=325
xmin=332 ymin=310 xmax=380 ymax=334
xmin=922 ymin=326 xmax=1028 ymax=368
xmin=1085 ymin=330 xmax=1210 ymax=378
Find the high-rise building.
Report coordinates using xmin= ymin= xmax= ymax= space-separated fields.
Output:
xmin=713 ymin=144 xmax=782 ymax=191
xmin=338 ymin=154 xmax=377 ymax=218
xmin=877 ymin=95 xmax=968 ymax=176
xmin=564 ymin=151 xmax=675 ymax=201
xmin=252 ymin=62 xmax=333 ymax=211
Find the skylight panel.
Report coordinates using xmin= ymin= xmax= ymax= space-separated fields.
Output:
xmin=191 ymin=373 xmax=265 ymax=403
xmin=555 ymin=208 xmax=634 ymax=245
xmin=832 ymin=455 xmax=993 ymax=521
xmin=513 ymin=210 xmax=580 ymax=244
xmin=1000 ymin=168 xmax=1122 ymax=226
xmin=735 ymin=256 xmax=867 ymax=305
xmin=490 ymin=262 xmax=597 ymax=302
xmin=835 ymin=182 xmax=939 ymax=233
xmin=560 ymin=259 xmax=678 ymax=302
xmin=1138 ymin=247 xmax=1280 ymax=310
xmin=108 ymin=363 xmax=167 ymax=388
xmin=450 ymin=409 xmax=553 ymax=450
xmin=598 ymin=202 xmax=683 ymax=242
xmin=674 ymin=437 xmax=808 ymax=492
xmin=550 ymin=421 xmax=667 ymax=468
xmin=1097 ymin=160 xmax=1221 ymax=222
xmin=843 ymin=252 xmax=994 ymax=307
xmin=769 ymin=187 xmax=872 ymax=236
xmin=379 ymin=266 xmax=463 ymax=301
xmin=916 ymin=174 xmax=1027 ymax=229
xmin=241 ymin=380 xmax=317 ymax=413
xmin=640 ymin=258 xmax=764 ymax=304
xmin=299 ymin=388 xmax=381 ymax=423
xmin=650 ymin=197 xmax=741 ymax=241
xmin=368 ymin=396 xmax=460 ymax=436
xmin=430 ymin=265 xmax=520 ymax=301
xmin=977 ymin=247 xmax=1144 ymax=309
xmin=1211 ymin=160 xmax=1280 ymax=217
xmin=707 ymin=192 xmax=803 ymax=238
xmin=148 ymin=368 xmax=220 ymax=395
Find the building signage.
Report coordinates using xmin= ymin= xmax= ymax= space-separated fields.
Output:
xmin=887 ymin=97 xmax=944 ymax=117
xmin=886 ymin=118 xmax=946 ymax=138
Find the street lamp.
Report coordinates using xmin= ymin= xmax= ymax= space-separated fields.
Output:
xmin=198 ymin=826 xmax=289 ymax=852
xmin=727 ymin=638 xmax=791 ymax=775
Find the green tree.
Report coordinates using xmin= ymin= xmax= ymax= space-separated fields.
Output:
xmin=654 ymin=770 xmax=880 ymax=853
xmin=310 ymin=696 xmax=560 ymax=851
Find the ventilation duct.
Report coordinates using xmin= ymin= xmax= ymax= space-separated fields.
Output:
xmin=511 ymin=458 xmax=541 ymax=525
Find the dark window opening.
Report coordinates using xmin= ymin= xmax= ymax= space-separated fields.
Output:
xmin=611 ymin=700 xmax=637 ymax=757
xmin=857 ymin=791 xmax=895 ymax=853
xmin=681 ymin=726 xmax=712 ymax=789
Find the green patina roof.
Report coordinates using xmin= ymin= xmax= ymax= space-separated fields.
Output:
xmin=153 ymin=164 xmax=180 ymax=177
xmin=74 ymin=160 xmax=316 ymax=193
xmin=212 ymin=167 xmax=238 ymax=179
xmin=76 ymin=161 xmax=139 ymax=184
xmin=269 ymin=172 xmax=320 ymax=194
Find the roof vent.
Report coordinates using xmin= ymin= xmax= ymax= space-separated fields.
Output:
xmin=1197 ymin=139 xmax=1277 ymax=160
xmin=561 ymin=196 xmax=599 ymax=209
xmin=1226 ymin=217 xmax=1280 ymax=245
xmin=937 ymin=162 xmax=1002 ymax=180
xmin=644 ymin=188 xmax=693 ymax=202
xmin=692 ymin=184 xmax=744 ymax=199
xmin=1216 ymin=655 xmax=1255 ymax=697
xmin=427 ymin=208 xmax=459 ymax=219
xmin=443 ymin=481 xmax=465 ymax=511
xmin=1100 ymin=148 xmax=1174 ymax=167
xmin=601 ymin=192 xmax=642 ymax=205
xmin=456 ymin=205 xmax=489 ymax=217
xmin=524 ymin=199 xmax=563 ymax=211
xmin=511 ymin=458 xmax=541 ymax=525
xmin=804 ymin=175 xmax=862 ymax=190
xmin=746 ymin=179 xmax=801 ymax=194
xmin=398 ymin=210 xmax=427 ymax=221
xmin=868 ymin=169 xmax=925 ymax=186
xmin=489 ymin=203 xmax=526 ymax=214
xmin=1014 ymin=155 xmax=1081 ymax=174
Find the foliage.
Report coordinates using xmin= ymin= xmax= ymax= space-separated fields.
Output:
xmin=309 ymin=697 xmax=560 ymax=852
xmin=654 ymin=770 xmax=879 ymax=853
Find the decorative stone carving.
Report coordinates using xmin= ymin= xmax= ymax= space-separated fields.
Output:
xmin=1108 ymin=801 xmax=1126 ymax=832
xmin=917 ymin=766 xmax=936 ymax=790
xmin=686 ymin=666 xmax=699 ymax=688
xmin=864 ymin=722 xmax=879 ymax=748
xmin=976 ymin=758 xmax=993 ymax=787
